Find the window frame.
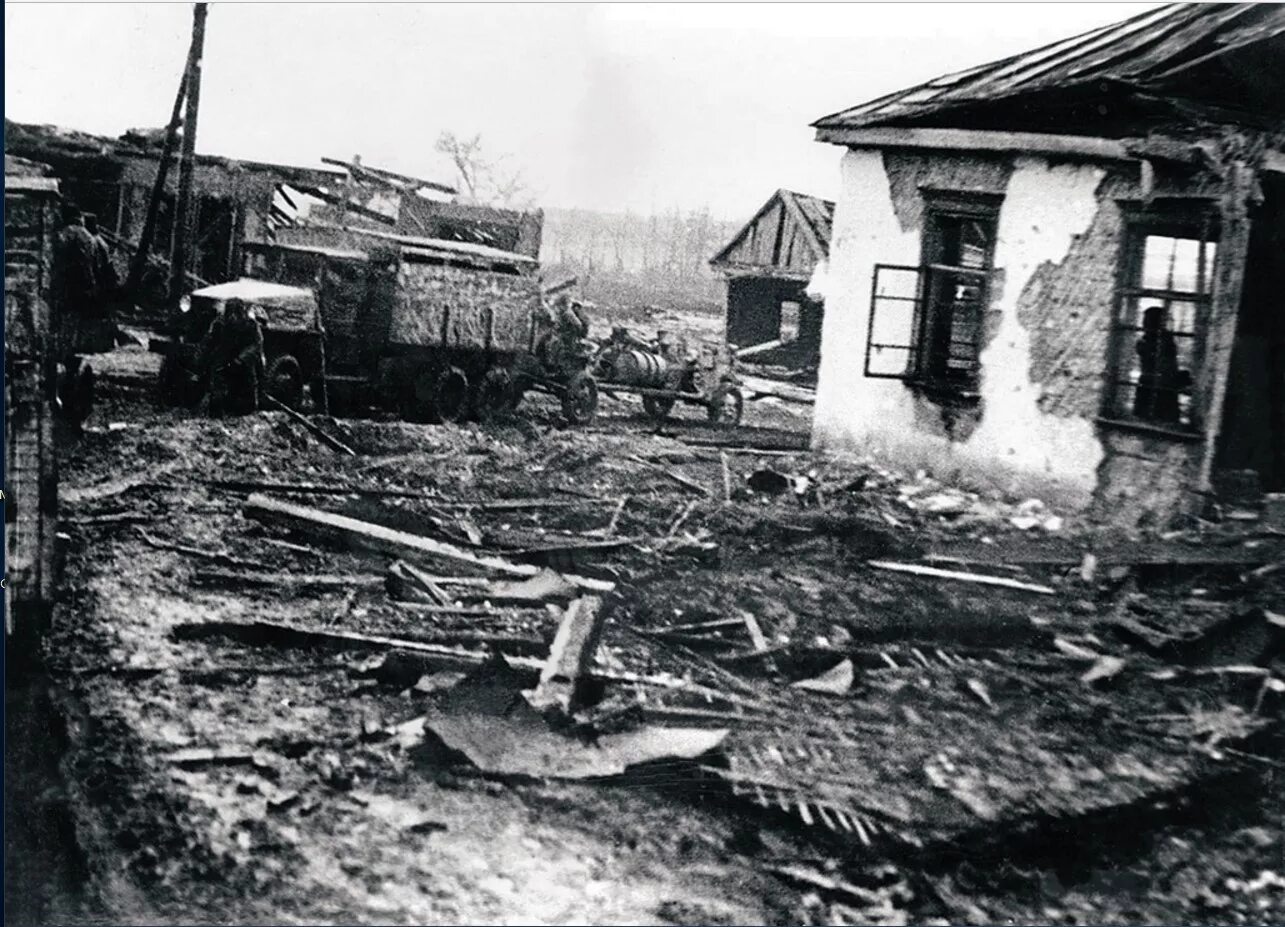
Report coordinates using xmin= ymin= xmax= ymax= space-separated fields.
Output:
xmin=1100 ymin=203 xmax=1219 ymax=436
xmin=862 ymin=191 xmax=1001 ymax=397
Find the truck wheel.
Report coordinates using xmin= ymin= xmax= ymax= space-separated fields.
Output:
xmin=561 ymin=373 xmax=598 ymax=425
xmin=435 ymin=366 xmax=470 ymax=424
xmin=707 ymin=382 xmax=744 ymax=427
xmin=265 ymin=355 xmax=304 ymax=409
xmin=476 ymin=368 xmax=515 ymax=422
xmin=643 ymin=394 xmax=675 ymax=422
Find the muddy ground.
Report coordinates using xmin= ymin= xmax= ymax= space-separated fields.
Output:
xmin=8 ymin=343 xmax=1284 ymax=926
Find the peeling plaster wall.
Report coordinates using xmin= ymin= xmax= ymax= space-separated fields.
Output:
xmin=813 ymin=148 xmax=1117 ymax=510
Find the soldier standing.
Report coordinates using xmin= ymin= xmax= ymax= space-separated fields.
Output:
xmin=198 ymin=298 xmax=266 ymax=416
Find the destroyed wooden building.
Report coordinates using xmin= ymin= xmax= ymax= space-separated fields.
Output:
xmin=808 ymin=2 xmax=1285 ymax=526
xmin=3 ymin=121 xmax=543 ymax=311
xmin=710 ymin=189 xmax=833 ymax=365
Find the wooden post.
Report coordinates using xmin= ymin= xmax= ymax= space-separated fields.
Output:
xmin=168 ymin=2 xmax=208 ymax=304
xmin=124 ymin=58 xmax=189 ymax=294
xmin=528 ymin=596 xmax=608 ymax=713
xmin=1196 ymin=160 xmax=1258 ymax=500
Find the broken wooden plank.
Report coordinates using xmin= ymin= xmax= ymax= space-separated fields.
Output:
xmin=629 ymin=455 xmax=711 ymax=497
xmin=720 ymin=452 xmax=732 ymax=503
xmin=137 ymin=529 xmax=262 ymax=571
xmin=264 ymin=394 xmax=357 ymax=455
xmin=741 ymin=610 xmax=769 ymax=653
xmin=387 ymin=559 xmax=453 ymax=605
xmin=664 ymin=500 xmax=699 ymax=541
xmin=866 ymin=560 xmax=1057 ymax=595
xmin=242 ymin=494 xmax=614 ymax=592
xmin=528 ymin=596 xmax=608 ymax=713
xmin=602 ymin=496 xmax=628 ymax=537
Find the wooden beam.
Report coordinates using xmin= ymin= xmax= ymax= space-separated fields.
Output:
xmin=867 ymin=560 xmax=1056 ymax=595
xmin=815 ymin=126 xmax=1132 ymax=161
xmin=527 ymin=596 xmax=608 ymax=713
xmin=169 ymin=2 xmax=208 ymax=302
xmin=1196 ymin=161 xmax=1258 ymax=498
xmin=242 ymin=494 xmax=615 ymax=592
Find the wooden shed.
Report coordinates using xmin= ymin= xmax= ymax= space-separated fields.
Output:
xmin=710 ymin=189 xmax=833 ymax=364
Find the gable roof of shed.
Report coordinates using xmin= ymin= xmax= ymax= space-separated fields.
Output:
xmin=814 ymin=3 xmax=1285 ymax=137
xmin=710 ymin=189 xmax=835 ymax=276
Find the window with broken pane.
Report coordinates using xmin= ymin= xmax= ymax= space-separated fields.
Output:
xmin=864 ymin=194 xmax=997 ymax=392
xmin=1108 ymin=220 xmax=1217 ymax=431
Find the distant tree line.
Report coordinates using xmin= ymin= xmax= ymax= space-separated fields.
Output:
xmin=541 ymin=206 xmax=738 ymax=314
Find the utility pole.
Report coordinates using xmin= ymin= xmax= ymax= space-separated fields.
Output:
xmin=168 ymin=2 xmax=208 ymax=303
xmin=124 ymin=66 xmax=188 ymax=296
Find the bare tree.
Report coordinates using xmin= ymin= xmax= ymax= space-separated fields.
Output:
xmin=434 ymin=131 xmax=531 ymax=209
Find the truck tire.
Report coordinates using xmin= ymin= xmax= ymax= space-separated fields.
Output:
xmin=265 ymin=354 xmax=304 ymax=409
xmin=643 ymin=394 xmax=675 ymax=421
xmin=435 ymin=366 xmax=470 ymax=424
xmin=706 ymin=382 xmax=744 ymax=427
xmin=476 ymin=368 xmax=515 ymax=422
xmin=561 ymin=372 xmax=598 ymax=426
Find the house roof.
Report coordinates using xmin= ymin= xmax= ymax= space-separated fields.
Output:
xmin=710 ymin=189 xmax=835 ymax=278
xmin=814 ymin=3 xmax=1285 ymax=137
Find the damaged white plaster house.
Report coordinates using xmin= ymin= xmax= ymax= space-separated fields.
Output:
xmin=809 ymin=3 xmax=1285 ymax=525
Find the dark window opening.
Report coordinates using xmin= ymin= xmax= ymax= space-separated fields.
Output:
xmin=1105 ymin=218 xmax=1216 ymax=432
xmin=864 ymin=193 xmax=999 ymax=396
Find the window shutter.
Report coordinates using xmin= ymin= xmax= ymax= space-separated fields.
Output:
xmin=865 ymin=263 xmax=923 ymax=379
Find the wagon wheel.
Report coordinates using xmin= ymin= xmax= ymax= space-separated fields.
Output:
xmin=642 ymin=394 xmax=675 ymax=422
xmin=435 ymin=366 xmax=471 ymax=424
xmin=561 ymin=372 xmax=599 ymax=426
xmin=706 ymin=382 xmax=744 ymax=427
xmin=265 ymin=354 xmax=304 ymax=409
xmin=476 ymin=367 xmax=516 ymax=422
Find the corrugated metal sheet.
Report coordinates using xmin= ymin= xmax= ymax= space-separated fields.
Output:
xmin=814 ymin=3 xmax=1285 ymax=133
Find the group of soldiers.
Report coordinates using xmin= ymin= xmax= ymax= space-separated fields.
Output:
xmin=53 ymin=204 xmax=266 ymax=420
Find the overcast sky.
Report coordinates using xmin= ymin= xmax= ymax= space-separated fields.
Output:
xmin=5 ymin=2 xmax=1160 ymax=220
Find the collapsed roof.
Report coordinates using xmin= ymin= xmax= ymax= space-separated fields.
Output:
xmin=814 ymin=3 xmax=1285 ymax=141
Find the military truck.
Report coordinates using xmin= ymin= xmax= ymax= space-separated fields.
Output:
xmin=153 ymin=277 xmax=326 ymax=409
xmin=162 ymin=227 xmax=599 ymax=423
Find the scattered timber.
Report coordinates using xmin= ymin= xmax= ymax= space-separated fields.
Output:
xmin=867 ymin=560 xmax=1057 ymax=595
xmin=735 ymin=339 xmax=785 ymax=359
xmin=739 ymin=374 xmax=817 ymax=406
xmin=629 ymin=455 xmax=711 ymax=497
xmin=263 ymin=395 xmax=357 ymax=456
xmin=242 ymin=494 xmax=615 ymax=592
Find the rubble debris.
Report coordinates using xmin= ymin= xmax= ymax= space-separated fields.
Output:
xmin=477 ymin=568 xmax=579 ymax=605
xmin=528 ymin=596 xmax=608 ymax=713
xmin=866 ymin=560 xmax=1056 ymax=595
xmin=263 ymin=395 xmax=357 ymax=456
xmin=664 ymin=501 xmax=699 ymax=541
xmin=166 ymin=747 xmax=255 ymax=769
xmin=242 ymin=493 xmax=614 ymax=592
xmin=386 ymin=560 xmax=453 ymax=605
xmin=1081 ymin=655 xmax=1127 ymax=686
xmin=629 ymin=455 xmax=711 ymax=497
xmin=418 ymin=655 xmax=729 ymax=780
xmin=720 ymin=453 xmax=733 ymax=503
xmin=792 ymin=659 xmax=855 ymax=695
